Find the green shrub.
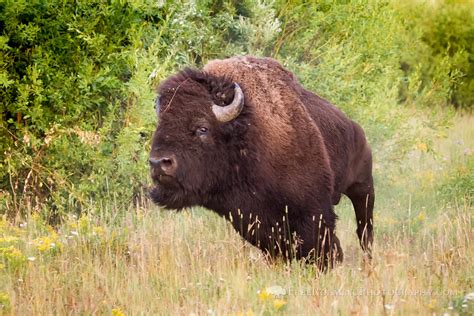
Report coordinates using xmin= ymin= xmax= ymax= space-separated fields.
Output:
xmin=0 ymin=0 xmax=158 ymax=216
xmin=421 ymin=0 xmax=474 ymax=110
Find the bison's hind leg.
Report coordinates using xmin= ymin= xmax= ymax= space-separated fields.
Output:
xmin=345 ymin=176 xmax=374 ymax=257
xmin=333 ymin=234 xmax=344 ymax=264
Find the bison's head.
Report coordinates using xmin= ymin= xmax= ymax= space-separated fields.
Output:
xmin=149 ymin=69 xmax=250 ymax=210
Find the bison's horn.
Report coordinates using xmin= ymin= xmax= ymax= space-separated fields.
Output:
xmin=212 ymin=83 xmax=244 ymax=122
xmin=155 ymin=97 xmax=161 ymax=114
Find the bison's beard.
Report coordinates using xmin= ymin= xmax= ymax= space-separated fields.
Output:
xmin=149 ymin=183 xmax=200 ymax=210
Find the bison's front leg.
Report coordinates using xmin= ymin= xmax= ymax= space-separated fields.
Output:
xmin=294 ymin=216 xmax=344 ymax=270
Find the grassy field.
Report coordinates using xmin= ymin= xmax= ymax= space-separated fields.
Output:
xmin=0 ymin=115 xmax=472 ymax=315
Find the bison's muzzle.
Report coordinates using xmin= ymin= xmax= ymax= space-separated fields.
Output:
xmin=149 ymin=154 xmax=178 ymax=185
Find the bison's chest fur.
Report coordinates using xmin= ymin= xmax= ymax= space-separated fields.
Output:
xmin=204 ymin=181 xmax=332 ymax=260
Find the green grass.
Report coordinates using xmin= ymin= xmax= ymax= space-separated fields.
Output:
xmin=1 ymin=116 xmax=472 ymax=315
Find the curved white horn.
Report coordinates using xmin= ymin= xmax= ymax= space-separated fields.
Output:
xmin=212 ymin=83 xmax=244 ymax=122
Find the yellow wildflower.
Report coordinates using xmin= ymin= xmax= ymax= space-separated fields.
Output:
xmin=427 ymin=299 xmax=437 ymax=309
xmin=32 ymin=232 xmax=63 ymax=254
xmin=258 ymin=289 xmax=271 ymax=301
xmin=0 ymin=246 xmax=27 ymax=271
xmin=47 ymin=225 xmax=57 ymax=234
xmin=416 ymin=142 xmax=428 ymax=152
xmin=0 ymin=291 xmax=11 ymax=312
xmin=273 ymin=299 xmax=287 ymax=310
xmin=31 ymin=213 xmax=42 ymax=224
xmin=417 ymin=211 xmax=426 ymax=222
xmin=79 ymin=215 xmax=91 ymax=233
xmin=259 ymin=286 xmax=287 ymax=306
xmin=0 ymin=236 xmax=20 ymax=247
xmin=112 ymin=308 xmax=126 ymax=316
xmin=93 ymin=226 xmax=105 ymax=237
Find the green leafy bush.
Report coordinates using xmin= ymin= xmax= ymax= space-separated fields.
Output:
xmin=0 ymin=0 xmax=159 ymax=216
xmin=421 ymin=0 xmax=474 ymax=110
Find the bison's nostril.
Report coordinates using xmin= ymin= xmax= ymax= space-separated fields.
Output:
xmin=160 ymin=158 xmax=173 ymax=167
xmin=149 ymin=156 xmax=177 ymax=175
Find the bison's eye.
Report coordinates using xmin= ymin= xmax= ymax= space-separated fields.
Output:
xmin=196 ymin=127 xmax=209 ymax=137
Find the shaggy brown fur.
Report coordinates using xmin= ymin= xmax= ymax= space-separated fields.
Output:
xmin=150 ymin=56 xmax=374 ymax=269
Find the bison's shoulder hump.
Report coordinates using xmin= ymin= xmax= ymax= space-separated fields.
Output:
xmin=203 ymin=56 xmax=298 ymax=85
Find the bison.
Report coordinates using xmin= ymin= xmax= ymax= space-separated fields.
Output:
xmin=149 ymin=56 xmax=374 ymax=269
